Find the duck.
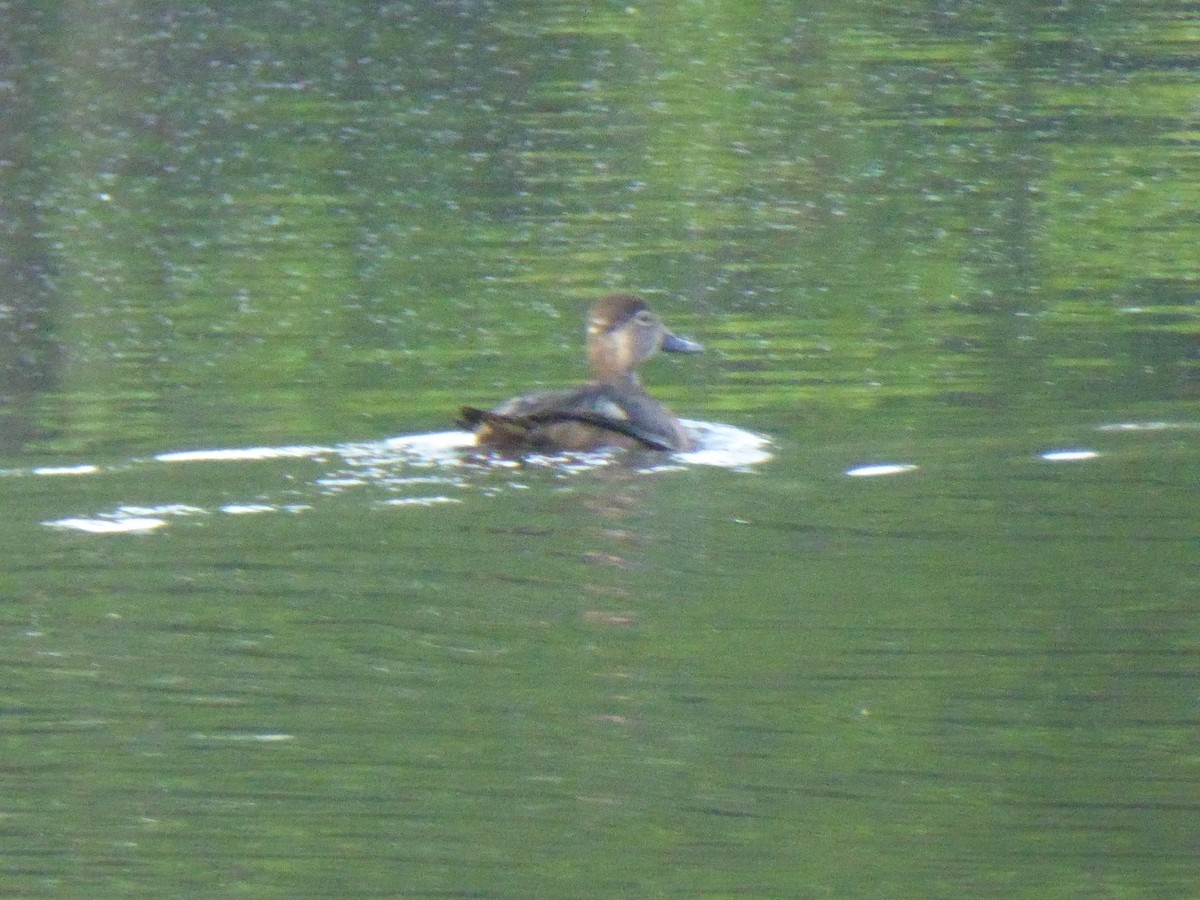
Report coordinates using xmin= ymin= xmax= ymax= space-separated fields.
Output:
xmin=458 ymin=294 xmax=702 ymax=453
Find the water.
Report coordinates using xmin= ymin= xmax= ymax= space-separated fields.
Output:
xmin=9 ymin=411 xmax=1195 ymax=896
xmin=3 ymin=2 xmax=1198 ymax=897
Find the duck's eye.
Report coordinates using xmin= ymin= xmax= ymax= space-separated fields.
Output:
xmin=633 ymin=310 xmax=656 ymax=325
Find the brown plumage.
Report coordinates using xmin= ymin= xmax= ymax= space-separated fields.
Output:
xmin=458 ymin=294 xmax=702 ymax=453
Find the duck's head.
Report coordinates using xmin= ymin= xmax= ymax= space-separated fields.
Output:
xmin=585 ymin=294 xmax=702 ymax=382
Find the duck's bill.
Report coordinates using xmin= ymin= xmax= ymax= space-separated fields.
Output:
xmin=661 ymin=331 xmax=703 ymax=353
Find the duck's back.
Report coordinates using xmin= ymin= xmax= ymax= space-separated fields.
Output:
xmin=460 ymin=381 xmax=692 ymax=453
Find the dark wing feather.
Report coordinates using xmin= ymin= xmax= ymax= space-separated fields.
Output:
xmin=458 ymin=405 xmax=673 ymax=451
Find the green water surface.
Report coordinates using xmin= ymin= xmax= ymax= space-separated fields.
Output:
xmin=2 ymin=3 xmax=1198 ymax=897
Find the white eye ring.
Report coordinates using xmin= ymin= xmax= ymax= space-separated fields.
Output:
xmin=633 ymin=310 xmax=655 ymax=325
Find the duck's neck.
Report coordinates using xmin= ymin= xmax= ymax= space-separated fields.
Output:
xmin=587 ymin=334 xmax=637 ymax=383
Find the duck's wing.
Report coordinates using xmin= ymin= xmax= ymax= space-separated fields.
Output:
xmin=460 ymin=382 xmax=687 ymax=452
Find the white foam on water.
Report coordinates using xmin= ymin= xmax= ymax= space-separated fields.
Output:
xmin=39 ymin=421 xmax=772 ymax=533
xmin=33 ymin=464 xmax=101 ymax=476
xmin=845 ymin=463 xmax=919 ymax=478
xmin=156 ymin=445 xmax=332 ymax=462
xmin=44 ymin=516 xmax=167 ymax=534
xmin=1040 ymin=449 xmax=1099 ymax=462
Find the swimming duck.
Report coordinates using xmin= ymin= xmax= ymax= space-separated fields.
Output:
xmin=458 ymin=294 xmax=702 ymax=453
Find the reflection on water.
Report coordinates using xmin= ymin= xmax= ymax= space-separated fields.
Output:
xmin=39 ymin=419 xmax=772 ymax=534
